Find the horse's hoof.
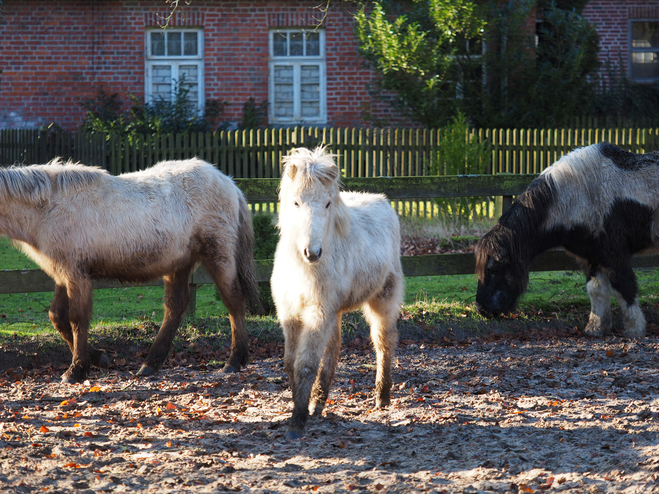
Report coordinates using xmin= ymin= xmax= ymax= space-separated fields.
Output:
xmin=286 ymin=429 xmax=303 ymax=440
xmin=221 ymin=363 xmax=241 ymax=374
xmin=136 ymin=364 xmax=156 ymax=376
xmin=61 ymin=366 xmax=86 ymax=384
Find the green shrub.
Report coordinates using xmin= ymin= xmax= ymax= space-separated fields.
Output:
xmin=429 ymin=112 xmax=491 ymax=225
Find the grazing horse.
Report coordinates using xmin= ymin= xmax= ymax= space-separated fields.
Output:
xmin=475 ymin=142 xmax=659 ymax=338
xmin=271 ymin=146 xmax=404 ymax=439
xmin=0 ymin=158 xmax=260 ymax=382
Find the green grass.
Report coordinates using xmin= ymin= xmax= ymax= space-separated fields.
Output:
xmin=1 ymin=235 xmax=658 ymax=342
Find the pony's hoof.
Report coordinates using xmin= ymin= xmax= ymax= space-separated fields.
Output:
xmin=61 ymin=365 xmax=86 ymax=384
xmin=584 ymin=314 xmax=611 ymax=337
xmin=136 ymin=364 xmax=156 ymax=376
xmin=221 ymin=363 xmax=241 ymax=374
xmin=286 ymin=429 xmax=303 ymax=440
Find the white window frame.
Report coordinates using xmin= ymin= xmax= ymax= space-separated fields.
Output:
xmin=269 ymin=28 xmax=327 ymax=125
xmin=145 ymin=28 xmax=204 ymax=111
xmin=629 ymin=19 xmax=659 ymax=83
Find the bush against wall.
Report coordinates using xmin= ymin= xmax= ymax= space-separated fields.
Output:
xmin=79 ymin=82 xmax=266 ymax=135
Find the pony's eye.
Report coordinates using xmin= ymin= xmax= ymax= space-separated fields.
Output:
xmin=293 ymin=201 xmax=300 ymax=207
xmin=325 ymin=201 xmax=331 ymax=209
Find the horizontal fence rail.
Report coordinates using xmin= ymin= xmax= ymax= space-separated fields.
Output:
xmin=1 ymin=174 xmax=658 ymax=317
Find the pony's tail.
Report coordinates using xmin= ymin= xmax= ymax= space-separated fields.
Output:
xmin=235 ymin=193 xmax=263 ymax=316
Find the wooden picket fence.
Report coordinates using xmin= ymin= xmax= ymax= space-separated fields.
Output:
xmin=3 ymin=126 xmax=659 ymax=178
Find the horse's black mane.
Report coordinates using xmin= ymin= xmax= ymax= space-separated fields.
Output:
xmin=599 ymin=142 xmax=659 ymax=170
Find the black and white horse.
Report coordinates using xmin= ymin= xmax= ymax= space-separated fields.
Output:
xmin=475 ymin=142 xmax=659 ymax=338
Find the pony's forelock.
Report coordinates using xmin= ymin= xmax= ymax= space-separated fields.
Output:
xmin=281 ymin=146 xmax=341 ymax=193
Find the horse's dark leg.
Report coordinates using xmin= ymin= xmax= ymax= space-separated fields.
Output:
xmin=61 ymin=279 xmax=94 ymax=384
xmin=584 ymin=271 xmax=613 ymax=337
xmin=204 ymin=260 xmax=249 ymax=373
xmin=287 ymin=313 xmax=336 ymax=439
xmin=364 ymin=273 xmax=402 ymax=408
xmin=137 ymin=265 xmax=193 ymax=376
xmin=309 ymin=316 xmax=341 ymax=417
xmin=609 ymin=262 xmax=646 ymax=338
xmin=50 ymin=284 xmax=109 ymax=371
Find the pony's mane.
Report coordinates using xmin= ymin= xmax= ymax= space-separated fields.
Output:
xmin=0 ymin=158 xmax=107 ymax=203
xmin=281 ymin=146 xmax=341 ymax=191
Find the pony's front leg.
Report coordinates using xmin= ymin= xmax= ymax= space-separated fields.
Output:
xmin=61 ymin=279 xmax=94 ymax=384
xmin=287 ymin=313 xmax=336 ymax=439
xmin=50 ymin=284 xmax=109 ymax=371
xmin=584 ymin=271 xmax=613 ymax=337
xmin=138 ymin=266 xmax=192 ymax=376
xmin=610 ymin=265 xmax=646 ymax=338
xmin=309 ymin=315 xmax=341 ymax=417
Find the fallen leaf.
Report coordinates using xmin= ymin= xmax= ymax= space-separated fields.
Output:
xmin=39 ymin=425 xmax=49 ymax=433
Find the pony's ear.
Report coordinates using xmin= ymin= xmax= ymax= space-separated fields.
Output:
xmin=284 ymin=163 xmax=297 ymax=181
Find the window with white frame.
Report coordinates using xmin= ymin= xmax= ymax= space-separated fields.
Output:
xmin=146 ymin=29 xmax=204 ymax=109
xmin=630 ymin=21 xmax=659 ymax=82
xmin=269 ymin=29 xmax=326 ymax=125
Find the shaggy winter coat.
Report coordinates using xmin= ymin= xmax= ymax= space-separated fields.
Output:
xmin=475 ymin=142 xmax=659 ymax=337
xmin=271 ymin=146 xmax=404 ymax=438
xmin=0 ymin=158 xmax=259 ymax=382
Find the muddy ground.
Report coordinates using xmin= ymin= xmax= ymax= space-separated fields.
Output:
xmin=1 ymin=323 xmax=659 ymax=493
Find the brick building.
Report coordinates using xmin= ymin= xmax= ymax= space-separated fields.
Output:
xmin=1 ymin=0 xmax=658 ymax=131
xmin=582 ymin=0 xmax=659 ymax=83
xmin=0 ymin=0 xmax=404 ymax=130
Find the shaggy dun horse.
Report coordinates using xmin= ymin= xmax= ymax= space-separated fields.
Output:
xmin=0 ymin=158 xmax=260 ymax=383
xmin=476 ymin=142 xmax=659 ymax=338
xmin=271 ymin=147 xmax=404 ymax=439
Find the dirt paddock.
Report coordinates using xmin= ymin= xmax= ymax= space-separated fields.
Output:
xmin=1 ymin=331 xmax=659 ymax=493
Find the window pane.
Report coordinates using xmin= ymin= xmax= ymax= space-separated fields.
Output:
xmin=152 ymin=65 xmax=172 ymax=102
xmin=632 ymin=52 xmax=659 ymax=79
xmin=633 ymin=22 xmax=659 ymax=49
xmin=274 ymin=65 xmax=294 ymax=118
xmin=167 ymin=32 xmax=182 ymax=56
xmin=273 ymin=32 xmax=288 ymax=56
xmin=300 ymin=65 xmax=320 ymax=118
xmin=290 ymin=32 xmax=303 ymax=56
xmin=151 ymin=32 xmax=165 ymax=56
xmin=306 ymin=32 xmax=320 ymax=56
xmin=183 ymin=32 xmax=198 ymax=56
xmin=179 ymin=65 xmax=199 ymax=105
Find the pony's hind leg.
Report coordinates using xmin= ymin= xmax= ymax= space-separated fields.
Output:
xmin=60 ymin=279 xmax=94 ymax=383
xmin=584 ymin=271 xmax=613 ymax=337
xmin=364 ymin=273 xmax=402 ymax=408
xmin=203 ymin=259 xmax=250 ymax=373
xmin=137 ymin=265 xmax=194 ymax=376
xmin=50 ymin=284 xmax=108 ymax=371
xmin=309 ymin=315 xmax=341 ymax=417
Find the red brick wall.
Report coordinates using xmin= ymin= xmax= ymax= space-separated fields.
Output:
xmin=582 ymin=0 xmax=659 ymax=76
xmin=0 ymin=0 xmax=408 ymax=130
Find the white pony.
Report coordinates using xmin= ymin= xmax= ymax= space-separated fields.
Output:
xmin=0 ymin=158 xmax=260 ymax=383
xmin=271 ymin=146 xmax=404 ymax=439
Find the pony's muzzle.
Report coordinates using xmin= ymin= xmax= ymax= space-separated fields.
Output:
xmin=303 ymin=247 xmax=322 ymax=263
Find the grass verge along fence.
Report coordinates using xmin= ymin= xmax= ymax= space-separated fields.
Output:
xmin=3 ymin=174 xmax=659 ymax=317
